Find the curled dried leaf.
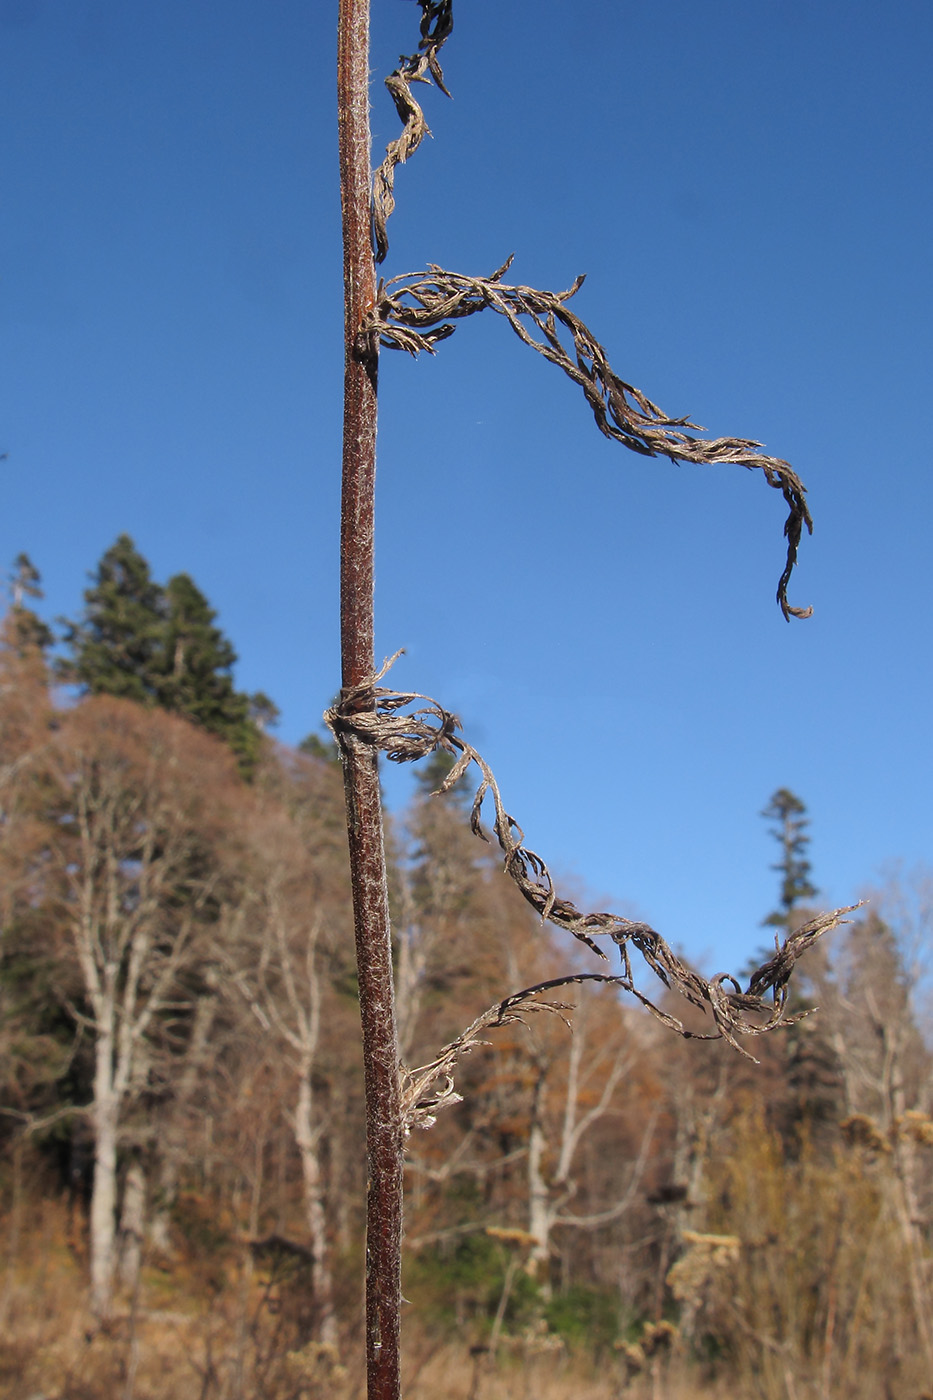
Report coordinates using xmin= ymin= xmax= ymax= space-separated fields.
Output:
xmin=398 ymin=982 xmax=571 ymax=1134
xmin=368 ymin=261 xmax=814 ymax=620
xmin=326 ymin=671 xmax=858 ymax=1061
xmin=373 ymin=0 xmax=454 ymax=263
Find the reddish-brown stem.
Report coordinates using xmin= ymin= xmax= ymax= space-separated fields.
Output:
xmin=337 ymin=2 xmax=404 ymax=1398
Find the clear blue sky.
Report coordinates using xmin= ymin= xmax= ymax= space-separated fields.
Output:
xmin=2 ymin=0 xmax=931 ymax=976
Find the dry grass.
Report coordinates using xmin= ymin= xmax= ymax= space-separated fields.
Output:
xmin=400 ymin=1340 xmax=733 ymax=1400
xmin=3 ymin=1200 xmax=922 ymax=1400
xmin=0 ymin=1204 xmax=730 ymax=1400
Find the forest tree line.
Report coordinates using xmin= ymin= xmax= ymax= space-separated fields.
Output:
xmin=0 ymin=540 xmax=931 ymax=1399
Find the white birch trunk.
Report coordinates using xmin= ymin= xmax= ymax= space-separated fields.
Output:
xmin=89 ymin=1055 xmax=119 ymax=1319
xmin=149 ymin=993 xmax=218 ymax=1254
xmin=526 ymin=1076 xmax=551 ymax=1292
xmin=295 ymin=1067 xmax=338 ymax=1348
xmin=118 ymin=1158 xmax=146 ymax=1293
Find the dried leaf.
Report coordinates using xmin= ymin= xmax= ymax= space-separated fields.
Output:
xmin=368 ymin=263 xmax=815 ymax=619
xmin=326 ymin=671 xmax=857 ymax=1059
xmin=373 ymin=1 xmax=454 ymax=262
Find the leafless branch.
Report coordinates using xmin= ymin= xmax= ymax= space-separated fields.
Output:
xmin=0 ymin=1103 xmax=89 ymax=1135
xmin=555 ymin=1104 xmax=660 ymax=1229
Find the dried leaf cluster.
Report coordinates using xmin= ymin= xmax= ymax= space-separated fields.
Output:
xmin=372 ymin=0 xmax=453 ymax=263
xmin=327 ymin=666 xmax=857 ymax=1062
xmin=666 ymin=1231 xmax=742 ymax=1304
xmin=369 ymin=3 xmax=813 ymax=620
xmin=399 ymin=982 xmax=573 ymax=1135
xmin=367 ymin=259 xmax=814 ymax=618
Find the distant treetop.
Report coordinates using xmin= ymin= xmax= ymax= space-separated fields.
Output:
xmin=5 ymin=552 xmax=53 ymax=655
xmin=761 ymin=787 xmax=819 ymax=932
xmin=58 ymin=534 xmax=271 ymax=776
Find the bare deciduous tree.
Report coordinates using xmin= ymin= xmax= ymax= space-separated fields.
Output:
xmin=814 ymin=883 xmax=933 ymax=1376
xmin=515 ymin=986 xmax=655 ymax=1294
xmin=45 ymin=697 xmax=238 ymax=1318
xmin=218 ymin=795 xmax=341 ymax=1350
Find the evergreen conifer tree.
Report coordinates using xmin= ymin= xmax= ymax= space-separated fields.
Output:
xmin=159 ymin=571 xmax=266 ymax=773
xmin=60 ymin=534 xmax=166 ymax=702
xmin=761 ymin=787 xmax=818 ymax=931
xmin=754 ymin=788 xmax=844 ymax=1137
xmin=6 ymin=553 xmax=53 ymax=654
xmin=248 ymin=691 xmax=280 ymax=733
xmin=298 ymin=731 xmax=339 ymax=762
xmin=62 ymin=537 xmax=266 ymax=775
xmin=160 ymin=572 xmax=243 ymax=727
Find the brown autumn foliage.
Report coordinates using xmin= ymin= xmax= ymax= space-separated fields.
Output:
xmin=1 ymin=621 xmax=932 ymax=1398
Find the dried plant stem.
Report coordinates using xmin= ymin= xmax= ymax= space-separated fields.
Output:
xmin=335 ymin=3 xmax=842 ymax=1392
xmin=337 ymin=2 xmax=402 ymax=1398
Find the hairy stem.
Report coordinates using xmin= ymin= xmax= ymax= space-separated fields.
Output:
xmin=337 ymin=2 xmax=403 ymax=1397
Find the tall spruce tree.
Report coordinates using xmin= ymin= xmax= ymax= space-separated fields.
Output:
xmin=160 ymin=572 xmax=267 ymax=773
xmin=755 ymin=788 xmax=843 ymax=1136
xmin=160 ymin=573 xmax=243 ymax=728
xmin=63 ymin=537 xmax=266 ymax=774
xmin=6 ymin=553 xmax=53 ymax=654
xmin=60 ymin=534 xmax=166 ymax=702
xmin=761 ymin=787 xmax=818 ymax=931
xmin=248 ymin=691 xmax=280 ymax=733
